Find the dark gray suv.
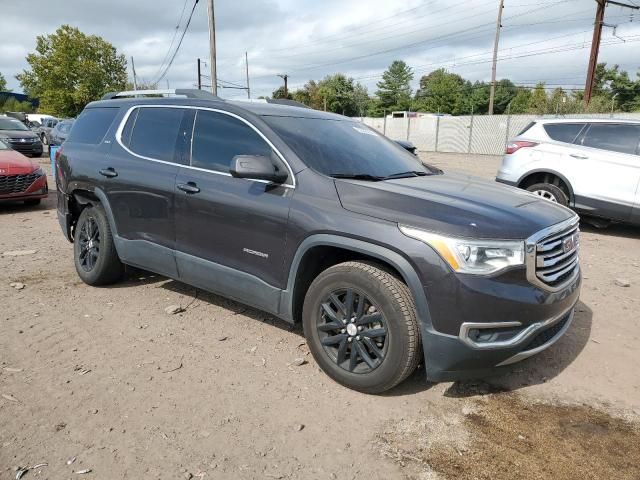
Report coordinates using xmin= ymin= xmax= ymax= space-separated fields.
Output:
xmin=56 ymin=90 xmax=581 ymax=393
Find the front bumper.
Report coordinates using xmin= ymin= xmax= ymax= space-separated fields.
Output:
xmin=0 ymin=174 xmax=48 ymax=202
xmin=7 ymin=140 xmax=43 ymax=157
xmin=415 ymin=216 xmax=582 ymax=382
xmin=423 ymin=303 xmax=576 ymax=382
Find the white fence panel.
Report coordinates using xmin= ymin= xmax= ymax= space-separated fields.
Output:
xmin=358 ymin=113 xmax=640 ymax=156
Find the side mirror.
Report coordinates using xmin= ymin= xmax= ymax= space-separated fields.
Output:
xmin=230 ymin=155 xmax=288 ymax=184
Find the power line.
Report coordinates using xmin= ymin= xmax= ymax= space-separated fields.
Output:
xmin=251 ymin=0 xmax=580 ymax=80
xmin=152 ymin=0 xmax=190 ymax=83
xmin=153 ymin=0 xmax=200 ymax=85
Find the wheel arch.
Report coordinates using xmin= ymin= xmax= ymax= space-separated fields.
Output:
xmin=517 ymin=169 xmax=575 ymax=205
xmin=280 ymin=234 xmax=434 ymax=333
xmin=67 ymin=187 xmax=119 ymax=240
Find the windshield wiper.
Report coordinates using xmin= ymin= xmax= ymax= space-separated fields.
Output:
xmin=382 ymin=171 xmax=430 ymax=180
xmin=330 ymin=173 xmax=383 ymax=181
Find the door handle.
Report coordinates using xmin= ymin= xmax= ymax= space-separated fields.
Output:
xmin=177 ymin=182 xmax=201 ymax=194
xmin=570 ymin=154 xmax=588 ymax=160
xmin=99 ymin=167 xmax=118 ymax=178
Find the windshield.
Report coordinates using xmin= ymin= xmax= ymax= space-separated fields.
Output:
xmin=0 ymin=117 xmax=29 ymax=131
xmin=263 ymin=116 xmax=433 ymax=179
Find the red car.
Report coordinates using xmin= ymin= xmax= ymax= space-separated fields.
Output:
xmin=0 ymin=139 xmax=48 ymax=206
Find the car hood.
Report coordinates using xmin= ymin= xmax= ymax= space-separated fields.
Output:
xmin=0 ymin=129 xmax=39 ymax=140
xmin=335 ymin=172 xmax=575 ymax=239
xmin=0 ymin=150 xmax=38 ymax=174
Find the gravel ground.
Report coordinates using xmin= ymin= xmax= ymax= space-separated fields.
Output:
xmin=1 ymin=151 xmax=638 ymax=479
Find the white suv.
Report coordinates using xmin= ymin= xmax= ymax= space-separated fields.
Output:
xmin=496 ymin=119 xmax=640 ymax=226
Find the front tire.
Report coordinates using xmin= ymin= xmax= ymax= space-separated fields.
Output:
xmin=526 ymin=183 xmax=569 ymax=207
xmin=302 ymin=261 xmax=421 ymax=394
xmin=74 ymin=204 xmax=124 ymax=286
xmin=24 ymin=199 xmax=41 ymax=206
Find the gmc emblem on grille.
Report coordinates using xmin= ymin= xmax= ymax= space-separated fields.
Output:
xmin=563 ymin=234 xmax=578 ymax=253
xmin=20 ymin=138 xmax=26 ymax=143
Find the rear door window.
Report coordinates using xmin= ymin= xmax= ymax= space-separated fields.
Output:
xmin=126 ymin=107 xmax=190 ymax=164
xmin=190 ymin=110 xmax=275 ymax=174
xmin=580 ymin=123 xmax=640 ymax=155
xmin=543 ymin=123 xmax=586 ymax=144
xmin=67 ymin=108 xmax=119 ymax=144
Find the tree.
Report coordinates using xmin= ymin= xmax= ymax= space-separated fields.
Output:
xmin=492 ymin=79 xmax=518 ymax=114
xmin=414 ymin=69 xmax=465 ymax=114
xmin=16 ymin=25 xmax=127 ymax=117
xmin=290 ymin=74 xmax=369 ymax=116
xmin=317 ymin=74 xmax=359 ymax=116
xmin=0 ymin=72 xmax=8 ymax=92
xmin=529 ymin=83 xmax=548 ymax=114
xmin=376 ymin=60 xmax=413 ymax=111
xmin=509 ymin=88 xmax=532 ymax=114
xmin=271 ymin=86 xmax=292 ymax=100
xmin=293 ymin=80 xmax=323 ymax=109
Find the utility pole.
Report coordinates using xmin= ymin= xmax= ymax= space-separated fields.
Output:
xmin=245 ymin=52 xmax=251 ymax=99
xmin=277 ymin=74 xmax=289 ymax=97
xmin=207 ymin=0 xmax=217 ymax=96
xmin=131 ymin=56 xmax=138 ymax=90
xmin=584 ymin=0 xmax=638 ymax=106
xmin=488 ymin=0 xmax=504 ymax=115
xmin=197 ymin=58 xmax=202 ymax=90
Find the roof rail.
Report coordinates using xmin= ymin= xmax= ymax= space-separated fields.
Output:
xmin=101 ymin=89 xmax=221 ymax=101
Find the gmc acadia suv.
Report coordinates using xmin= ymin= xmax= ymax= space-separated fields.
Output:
xmin=56 ymin=89 xmax=581 ymax=393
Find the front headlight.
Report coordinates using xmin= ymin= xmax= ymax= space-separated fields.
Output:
xmin=33 ymin=167 xmax=44 ymax=177
xmin=399 ymin=225 xmax=525 ymax=275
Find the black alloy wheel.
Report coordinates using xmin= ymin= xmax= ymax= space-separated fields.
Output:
xmin=317 ymin=288 xmax=388 ymax=374
xmin=77 ymin=215 xmax=101 ymax=272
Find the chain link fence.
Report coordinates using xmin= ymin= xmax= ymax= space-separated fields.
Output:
xmin=359 ymin=113 xmax=640 ymax=156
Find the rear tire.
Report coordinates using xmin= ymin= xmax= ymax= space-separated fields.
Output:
xmin=74 ymin=204 xmax=124 ymax=286
xmin=526 ymin=182 xmax=569 ymax=207
xmin=302 ymin=261 xmax=421 ymax=394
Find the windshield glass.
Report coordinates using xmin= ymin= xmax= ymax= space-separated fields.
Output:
xmin=263 ymin=116 xmax=432 ymax=178
xmin=0 ymin=117 xmax=29 ymax=131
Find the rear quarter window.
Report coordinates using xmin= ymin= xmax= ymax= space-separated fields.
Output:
xmin=67 ymin=108 xmax=119 ymax=144
xmin=543 ymin=123 xmax=586 ymax=143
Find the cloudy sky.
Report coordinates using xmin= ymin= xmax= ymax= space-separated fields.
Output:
xmin=1 ymin=0 xmax=640 ymax=99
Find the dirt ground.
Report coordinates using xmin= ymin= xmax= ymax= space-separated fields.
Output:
xmin=1 ymin=152 xmax=639 ymax=479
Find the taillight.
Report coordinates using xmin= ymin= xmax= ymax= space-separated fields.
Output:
xmin=506 ymin=141 xmax=538 ymax=155
xmin=54 ymin=146 xmax=63 ymax=181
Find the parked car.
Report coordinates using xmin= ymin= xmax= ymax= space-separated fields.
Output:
xmin=49 ymin=119 xmax=74 ymax=146
xmin=0 ymin=115 xmax=43 ymax=158
xmin=497 ymin=119 xmax=640 ymax=226
xmin=32 ymin=117 xmax=60 ymax=146
xmin=0 ymin=139 xmax=48 ymax=206
xmin=56 ymin=89 xmax=581 ymax=393
xmin=26 ymin=113 xmax=57 ymax=125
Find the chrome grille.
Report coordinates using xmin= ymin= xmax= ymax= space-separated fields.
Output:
xmin=0 ymin=173 xmax=40 ymax=194
xmin=526 ymin=217 xmax=580 ymax=291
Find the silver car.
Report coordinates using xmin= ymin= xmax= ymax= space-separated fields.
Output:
xmin=496 ymin=119 xmax=640 ymax=226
